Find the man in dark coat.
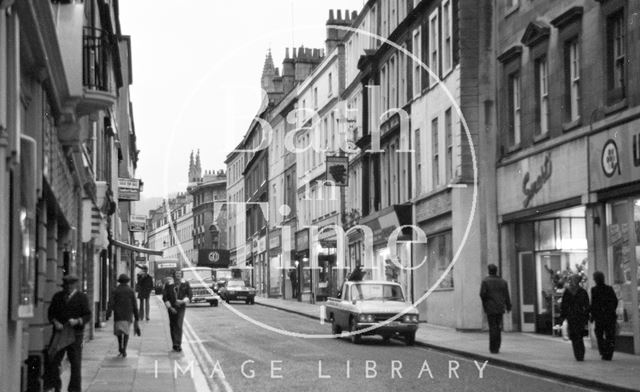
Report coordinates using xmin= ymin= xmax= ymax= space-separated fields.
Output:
xmin=43 ymin=274 xmax=92 ymax=392
xmin=289 ymin=267 xmax=298 ymax=299
xmin=561 ymin=274 xmax=590 ymax=361
xmin=479 ymin=264 xmax=512 ymax=354
xmin=591 ymin=271 xmax=618 ymax=360
xmin=136 ymin=265 xmax=154 ymax=321
xmin=163 ymin=270 xmax=192 ymax=352
xmin=107 ymin=274 xmax=140 ymax=357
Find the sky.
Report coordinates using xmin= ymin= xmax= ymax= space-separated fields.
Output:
xmin=119 ymin=0 xmax=365 ymax=199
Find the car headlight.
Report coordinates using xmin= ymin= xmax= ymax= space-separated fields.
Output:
xmin=358 ymin=314 xmax=375 ymax=323
xmin=403 ymin=314 xmax=419 ymax=323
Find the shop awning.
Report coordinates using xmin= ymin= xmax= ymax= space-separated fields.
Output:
xmin=110 ymin=239 xmax=164 ymax=256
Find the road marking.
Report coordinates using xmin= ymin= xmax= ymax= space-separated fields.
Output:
xmin=184 ymin=319 xmax=234 ymax=392
xmin=319 ymin=305 xmax=326 ymax=325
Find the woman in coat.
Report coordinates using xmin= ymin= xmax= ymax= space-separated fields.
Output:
xmin=107 ymin=274 xmax=140 ymax=357
xmin=163 ymin=270 xmax=192 ymax=352
xmin=560 ymin=274 xmax=590 ymax=361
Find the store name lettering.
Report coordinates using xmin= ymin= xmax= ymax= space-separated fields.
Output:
xmin=522 ymin=154 xmax=552 ymax=208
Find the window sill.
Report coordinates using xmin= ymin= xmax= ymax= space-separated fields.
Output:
xmin=533 ymin=132 xmax=550 ymax=144
xmin=604 ymin=99 xmax=627 ymax=116
xmin=504 ymin=3 xmax=519 ymax=18
xmin=506 ymin=143 xmax=521 ymax=154
xmin=562 ymin=117 xmax=581 ymax=132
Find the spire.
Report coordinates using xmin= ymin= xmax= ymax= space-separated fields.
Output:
xmin=195 ymin=149 xmax=202 ymax=179
xmin=261 ymin=49 xmax=276 ymax=93
xmin=188 ymin=150 xmax=195 ymax=183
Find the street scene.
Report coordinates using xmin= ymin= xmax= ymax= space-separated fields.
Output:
xmin=1 ymin=0 xmax=640 ymax=391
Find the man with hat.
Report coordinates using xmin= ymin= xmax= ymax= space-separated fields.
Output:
xmin=107 ymin=274 xmax=140 ymax=357
xmin=135 ymin=265 xmax=154 ymax=321
xmin=43 ymin=274 xmax=91 ymax=392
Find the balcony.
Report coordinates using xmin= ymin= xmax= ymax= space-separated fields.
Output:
xmin=77 ymin=26 xmax=117 ymax=115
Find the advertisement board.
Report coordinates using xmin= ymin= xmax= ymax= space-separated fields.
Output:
xmin=118 ymin=178 xmax=141 ymax=201
xmin=129 ymin=214 xmax=146 ymax=232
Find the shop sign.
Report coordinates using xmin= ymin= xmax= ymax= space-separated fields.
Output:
xmin=295 ymin=229 xmax=309 ymax=251
xmin=325 ymin=156 xmax=349 ymax=186
xmin=415 ymin=190 xmax=451 ymax=223
xmin=118 ymin=178 xmax=141 ymax=201
xmin=497 ymin=138 xmax=587 ymax=215
xmin=197 ymin=249 xmax=230 ymax=268
xmin=269 ymin=230 xmax=281 ymax=249
xmin=589 ymin=120 xmax=640 ymax=191
xmin=129 ymin=214 xmax=146 ymax=232
xmin=257 ymin=236 xmax=266 ymax=253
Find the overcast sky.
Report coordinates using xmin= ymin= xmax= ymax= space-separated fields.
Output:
xmin=119 ymin=0 xmax=364 ymax=199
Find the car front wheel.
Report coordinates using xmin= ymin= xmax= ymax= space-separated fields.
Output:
xmin=404 ymin=332 xmax=416 ymax=346
xmin=349 ymin=320 xmax=361 ymax=344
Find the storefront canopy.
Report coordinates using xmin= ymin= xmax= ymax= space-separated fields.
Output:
xmin=110 ymin=239 xmax=164 ymax=256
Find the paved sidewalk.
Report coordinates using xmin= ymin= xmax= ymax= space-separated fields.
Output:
xmin=255 ymin=296 xmax=640 ymax=392
xmin=60 ymin=296 xmax=202 ymax=392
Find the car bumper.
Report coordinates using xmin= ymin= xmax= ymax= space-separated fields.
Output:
xmin=353 ymin=322 xmax=418 ymax=335
xmin=190 ymin=295 xmax=219 ymax=303
xmin=224 ymin=293 xmax=255 ymax=300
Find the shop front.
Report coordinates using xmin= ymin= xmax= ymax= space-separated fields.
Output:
xmin=252 ymin=236 xmax=267 ymax=296
xmin=589 ymin=123 xmax=640 ymax=354
xmin=268 ymin=229 xmax=283 ymax=298
xmin=360 ymin=204 xmax=412 ymax=296
xmin=498 ymin=138 xmax=589 ymax=335
xmin=295 ymin=229 xmax=311 ymax=302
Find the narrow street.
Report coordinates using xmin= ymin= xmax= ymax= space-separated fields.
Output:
xmin=182 ymin=302 xmax=594 ymax=392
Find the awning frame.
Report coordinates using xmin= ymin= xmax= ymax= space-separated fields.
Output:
xmin=110 ymin=239 xmax=164 ymax=256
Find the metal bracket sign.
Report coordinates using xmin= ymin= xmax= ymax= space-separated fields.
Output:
xmin=118 ymin=178 xmax=141 ymax=201
xmin=325 ymin=155 xmax=349 ymax=187
xmin=129 ymin=214 xmax=146 ymax=232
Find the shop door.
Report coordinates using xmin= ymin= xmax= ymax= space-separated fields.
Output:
xmin=519 ymin=252 xmax=536 ymax=332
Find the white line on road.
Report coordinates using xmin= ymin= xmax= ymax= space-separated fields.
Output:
xmin=184 ymin=319 xmax=235 ymax=392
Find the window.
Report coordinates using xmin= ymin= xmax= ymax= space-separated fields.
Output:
xmin=535 ymin=57 xmax=549 ymax=136
xmin=328 ymin=73 xmax=333 ymax=96
xmin=442 ymin=0 xmax=453 ymax=73
xmin=427 ymin=231 xmax=453 ymax=289
xmin=508 ymin=73 xmax=521 ymax=146
xmin=381 ymin=65 xmax=388 ymax=114
xmin=390 ymin=0 xmax=397 ymax=32
xmin=389 ymin=55 xmax=397 ymax=111
xmin=313 ymin=87 xmax=318 ymax=109
xmin=382 ymin=0 xmax=388 ymax=37
xmin=412 ymin=28 xmax=421 ymax=97
xmin=399 ymin=44 xmax=407 ymax=106
xmin=445 ymin=108 xmax=453 ymax=181
xmin=414 ymin=129 xmax=422 ymax=196
xmin=429 ymin=10 xmax=439 ymax=86
xmin=432 ymin=117 xmax=439 ymax=188
xmin=606 ymin=10 xmax=625 ymax=103
xmin=565 ymin=39 xmax=580 ymax=122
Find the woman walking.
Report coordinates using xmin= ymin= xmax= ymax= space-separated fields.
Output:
xmin=561 ymin=274 xmax=590 ymax=361
xmin=107 ymin=274 xmax=140 ymax=357
xmin=163 ymin=270 xmax=192 ymax=352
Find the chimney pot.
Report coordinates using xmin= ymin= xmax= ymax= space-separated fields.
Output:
xmin=285 ymin=48 xmax=290 ymax=58
xmin=345 ymin=9 xmax=349 ymax=20
xmin=352 ymin=11 xmax=358 ymax=20
xmin=329 ymin=9 xmax=334 ymax=20
xmin=337 ymin=10 xmax=342 ymax=20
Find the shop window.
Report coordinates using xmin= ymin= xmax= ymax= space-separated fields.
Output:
xmin=427 ymin=231 xmax=453 ymax=289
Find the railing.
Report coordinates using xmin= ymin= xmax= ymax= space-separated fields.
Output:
xmin=83 ymin=26 xmax=112 ymax=92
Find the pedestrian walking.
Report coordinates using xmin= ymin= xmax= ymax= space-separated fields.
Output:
xmin=479 ymin=264 xmax=512 ymax=354
xmin=136 ymin=265 xmax=154 ymax=321
xmin=107 ymin=274 xmax=140 ymax=357
xmin=561 ymin=274 xmax=590 ymax=361
xmin=289 ymin=267 xmax=298 ymax=299
xmin=43 ymin=274 xmax=92 ymax=392
xmin=163 ymin=270 xmax=192 ymax=352
xmin=591 ymin=271 xmax=618 ymax=360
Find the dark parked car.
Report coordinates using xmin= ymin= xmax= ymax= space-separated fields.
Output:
xmin=219 ymin=280 xmax=256 ymax=304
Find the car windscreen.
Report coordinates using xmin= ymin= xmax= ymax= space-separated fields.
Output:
xmin=182 ymin=270 xmax=214 ymax=283
xmin=227 ymin=280 xmax=245 ymax=288
xmin=350 ymin=284 xmax=404 ymax=301
xmin=214 ymin=270 xmax=232 ymax=280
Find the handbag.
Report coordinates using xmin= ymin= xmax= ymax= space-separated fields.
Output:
xmin=134 ymin=321 xmax=141 ymax=336
xmin=561 ymin=320 xmax=569 ymax=341
xmin=47 ymin=326 xmax=76 ymax=358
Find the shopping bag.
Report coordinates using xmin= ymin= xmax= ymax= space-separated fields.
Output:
xmin=47 ymin=326 xmax=75 ymax=358
xmin=561 ymin=320 xmax=569 ymax=341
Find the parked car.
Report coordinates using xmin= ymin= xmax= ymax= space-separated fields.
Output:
xmin=326 ymin=281 xmax=419 ymax=345
xmin=219 ymin=279 xmax=256 ymax=304
xmin=211 ymin=268 xmax=233 ymax=294
xmin=181 ymin=267 xmax=220 ymax=307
